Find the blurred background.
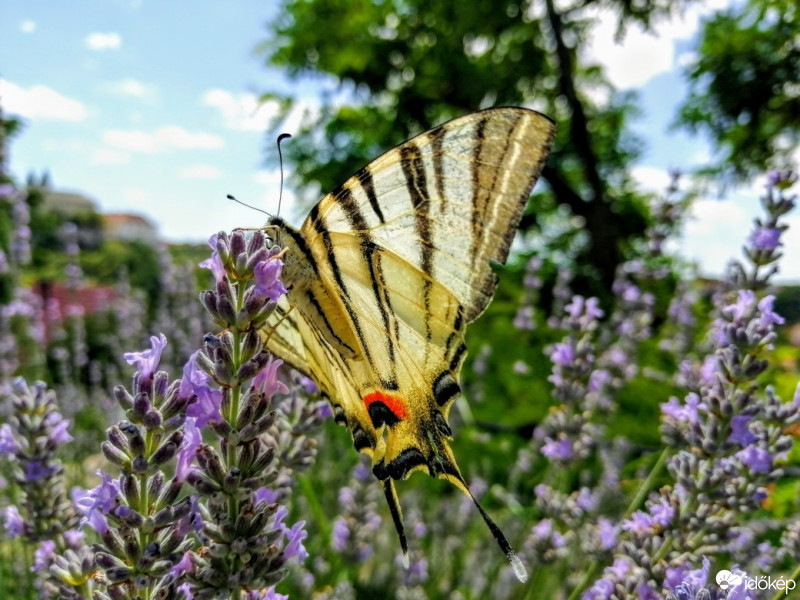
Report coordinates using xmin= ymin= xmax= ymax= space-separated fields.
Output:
xmin=1 ymin=0 xmax=798 ymax=279
xmin=1 ymin=0 xmax=799 ymax=598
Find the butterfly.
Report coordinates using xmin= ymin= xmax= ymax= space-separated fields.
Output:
xmin=262 ymin=107 xmax=554 ymax=581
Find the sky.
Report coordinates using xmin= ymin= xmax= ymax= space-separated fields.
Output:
xmin=1 ymin=0 xmax=798 ymax=282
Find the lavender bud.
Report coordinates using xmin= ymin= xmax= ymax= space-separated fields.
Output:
xmin=113 ymin=385 xmax=135 ymax=410
xmin=102 ymin=442 xmax=131 ymax=469
xmin=213 ymin=295 xmax=236 ymax=327
xmin=200 ymin=290 xmax=218 ymax=314
xmin=222 ymin=468 xmax=242 ymax=492
xmin=108 ymin=585 xmax=128 ymax=600
xmin=131 ymin=456 xmax=149 ymax=473
xmin=107 ymin=425 xmax=129 ymax=451
xmin=160 ymin=392 xmax=191 ymax=420
xmin=230 ymin=230 xmax=246 ymax=258
xmin=133 ymin=393 xmax=152 ymax=419
xmin=216 ymin=231 xmax=231 ymax=261
xmin=151 ymin=438 xmax=180 ymax=466
xmin=96 ymin=552 xmax=126 ymax=570
xmin=187 ymin=471 xmax=219 ymax=494
xmin=144 ymin=409 xmax=163 ymax=428
xmin=148 ymin=472 xmax=165 ymax=500
xmin=234 ymin=252 xmax=249 ymax=275
xmin=101 ymin=528 xmax=127 ymax=557
xmin=106 ymin=566 xmax=133 ymax=583
xmin=155 ymin=478 xmax=183 ymax=511
xmin=197 ymin=446 xmax=227 ymax=483
xmin=251 ymin=446 xmax=276 ymax=472
xmin=246 ymin=229 xmax=266 ymax=254
xmin=203 ymin=332 xmax=224 ymax=351
xmin=239 ymin=412 xmax=277 ymax=441
xmin=124 ymin=427 xmax=146 ymax=457
xmin=115 ymin=505 xmax=144 ymax=528
xmin=153 ymin=371 xmax=170 ymax=401
xmin=208 ymin=418 xmax=234 ymax=439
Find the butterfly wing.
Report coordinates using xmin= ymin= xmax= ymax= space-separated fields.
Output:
xmin=263 ymin=294 xmax=383 ymax=459
xmin=291 ymin=106 xmax=554 ymax=463
xmin=304 ymin=107 xmax=555 ymax=323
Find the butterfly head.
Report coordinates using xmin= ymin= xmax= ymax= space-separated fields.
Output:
xmin=264 ymin=216 xmax=286 ymax=244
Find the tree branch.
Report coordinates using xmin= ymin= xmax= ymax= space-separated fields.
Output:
xmin=544 ymin=0 xmax=607 ymax=205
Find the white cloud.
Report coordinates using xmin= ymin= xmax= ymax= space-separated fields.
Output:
xmin=102 ymin=126 xmax=225 ymax=153
xmin=277 ymin=98 xmax=322 ymax=136
xmin=678 ymin=193 xmax=753 ymax=276
xmin=91 ymin=148 xmax=131 ymax=165
xmin=676 ymin=52 xmax=697 ymax=69
xmin=631 ymin=165 xmax=672 ymax=192
xmin=179 ymin=164 xmax=222 ymax=179
xmin=0 ymin=78 xmax=87 ymax=121
xmin=253 ymin=170 xmax=281 ymax=187
xmin=686 ymin=197 xmax=749 ymax=235
xmin=583 ymin=0 xmax=732 ymax=89
xmin=85 ymin=32 xmax=122 ymax=51
xmin=202 ymin=89 xmax=280 ymax=131
xmin=19 ymin=20 xmax=36 ymax=34
xmin=104 ymin=78 xmax=157 ymax=99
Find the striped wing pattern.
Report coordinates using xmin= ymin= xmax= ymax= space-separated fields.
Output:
xmin=262 ymin=107 xmax=554 ymax=579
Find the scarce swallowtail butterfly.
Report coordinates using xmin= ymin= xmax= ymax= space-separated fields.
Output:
xmin=262 ymin=107 xmax=555 ymax=582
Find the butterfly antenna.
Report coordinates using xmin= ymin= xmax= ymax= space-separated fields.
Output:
xmin=383 ymin=479 xmax=409 ymax=568
xmin=226 ymin=194 xmax=270 ymax=216
xmin=276 ymin=133 xmax=291 ymax=218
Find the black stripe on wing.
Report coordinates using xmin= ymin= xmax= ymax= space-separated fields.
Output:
xmin=337 ymin=187 xmax=399 ymax=368
xmin=400 ymin=142 xmax=434 ymax=352
xmin=309 ymin=200 xmax=381 ymax=375
xmin=358 ymin=167 xmax=386 ymax=225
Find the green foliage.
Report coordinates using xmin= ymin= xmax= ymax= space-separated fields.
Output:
xmin=259 ymin=0 xmax=695 ymax=290
xmin=677 ymin=0 xmax=800 ymax=180
xmin=775 ymin=285 xmax=800 ymax=325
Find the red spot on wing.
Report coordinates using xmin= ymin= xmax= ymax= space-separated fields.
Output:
xmin=363 ymin=391 xmax=407 ymax=420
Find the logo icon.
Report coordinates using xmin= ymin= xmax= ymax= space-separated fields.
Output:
xmin=716 ymin=570 xmax=743 ymax=590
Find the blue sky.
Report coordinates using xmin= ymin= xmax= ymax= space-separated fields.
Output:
xmin=1 ymin=0 xmax=797 ymax=281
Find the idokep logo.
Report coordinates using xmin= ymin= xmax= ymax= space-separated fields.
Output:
xmin=716 ymin=569 xmax=797 ymax=596
xmin=715 ymin=570 xmax=743 ymax=590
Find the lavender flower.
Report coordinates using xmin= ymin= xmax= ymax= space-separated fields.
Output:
xmin=32 ymin=539 xmax=57 ymax=572
xmin=575 ymin=174 xmax=799 ymax=598
xmin=87 ymin=334 xmax=196 ymax=599
xmin=2 ymin=505 xmax=25 ymax=536
xmin=123 ymin=332 xmax=167 ymax=382
xmin=0 ymin=378 xmax=100 ymax=597
xmin=532 ymin=294 xmax=610 ymax=467
xmin=331 ymin=461 xmax=383 ymax=563
xmin=74 ymin=471 xmax=120 ymax=535
xmin=0 ymin=378 xmax=79 ymax=541
xmin=179 ymin=230 xmax=309 ymax=599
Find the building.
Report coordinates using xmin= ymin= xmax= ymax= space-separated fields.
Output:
xmin=102 ymin=213 xmax=159 ymax=244
xmin=42 ymin=190 xmax=99 ymax=215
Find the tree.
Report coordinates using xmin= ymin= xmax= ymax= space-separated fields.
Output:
xmin=677 ymin=0 xmax=800 ymax=181
xmin=259 ymin=0 xmax=691 ymax=290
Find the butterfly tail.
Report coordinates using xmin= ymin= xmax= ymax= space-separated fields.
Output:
xmin=382 ymin=478 xmax=409 ymax=568
xmin=442 ymin=472 xmax=528 ymax=583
